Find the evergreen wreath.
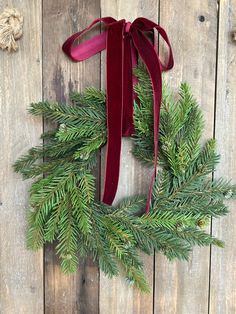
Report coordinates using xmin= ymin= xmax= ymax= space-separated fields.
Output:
xmin=14 ymin=65 xmax=236 ymax=292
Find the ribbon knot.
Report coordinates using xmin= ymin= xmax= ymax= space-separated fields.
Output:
xmin=125 ymin=21 xmax=131 ymax=34
xmin=62 ymin=17 xmax=174 ymax=213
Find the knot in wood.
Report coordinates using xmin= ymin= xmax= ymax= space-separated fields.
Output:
xmin=232 ymin=30 xmax=236 ymax=42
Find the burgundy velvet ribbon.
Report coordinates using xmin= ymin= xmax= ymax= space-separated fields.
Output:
xmin=62 ymin=17 xmax=174 ymax=213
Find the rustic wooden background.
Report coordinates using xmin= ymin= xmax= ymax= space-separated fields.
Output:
xmin=0 ymin=0 xmax=236 ymax=313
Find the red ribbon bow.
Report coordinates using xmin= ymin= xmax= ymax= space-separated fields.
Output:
xmin=62 ymin=17 xmax=174 ymax=213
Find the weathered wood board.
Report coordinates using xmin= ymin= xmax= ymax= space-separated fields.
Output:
xmin=42 ymin=1 xmax=100 ymax=313
xmin=210 ymin=1 xmax=236 ymax=313
xmin=99 ymin=1 xmax=158 ymax=313
xmin=154 ymin=1 xmax=218 ymax=313
xmin=0 ymin=1 xmax=43 ymax=313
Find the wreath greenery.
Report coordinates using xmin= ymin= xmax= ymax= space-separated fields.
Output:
xmin=14 ymin=65 xmax=236 ymax=292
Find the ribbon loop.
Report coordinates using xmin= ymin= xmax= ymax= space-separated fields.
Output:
xmin=62 ymin=16 xmax=174 ymax=213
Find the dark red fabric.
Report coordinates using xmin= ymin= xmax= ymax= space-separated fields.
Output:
xmin=62 ymin=17 xmax=174 ymax=213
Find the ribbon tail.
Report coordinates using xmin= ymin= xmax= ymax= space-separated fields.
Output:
xmin=132 ymin=29 xmax=163 ymax=213
xmin=102 ymin=20 xmax=124 ymax=205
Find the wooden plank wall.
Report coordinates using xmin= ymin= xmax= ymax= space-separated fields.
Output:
xmin=0 ymin=0 xmax=236 ymax=313
xmin=0 ymin=1 xmax=43 ymax=313
xmin=210 ymin=1 xmax=236 ymax=313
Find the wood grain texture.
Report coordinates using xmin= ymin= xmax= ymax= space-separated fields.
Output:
xmin=210 ymin=1 xmax=236 ymax=313
xmin=99 ymin=1 xmax=158 ymax=313
xmin=42 ymin=1 xmax=100 ymax=313
xmin=0 ymin=1 xmax=43 ymax=313
xmin=154 ymin=1 xmax=218 ymax=313
xmin=1 ymin=1 xmax=236 ymax=313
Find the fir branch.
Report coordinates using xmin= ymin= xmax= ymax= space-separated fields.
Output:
xmin=27 ymin=209 xmax=44 ymax=250
xmin=71 ymin=87 xmax=106 ymax=107
xmin=116 ymin=195 xmax=147 ymax=215
xmin=29 ymin=167 xmax=76 ymax=223
xmin=29 ymin=100 xmax=106 ymax=128
xmin=56 ymin=198 xmax=79 ymax=273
